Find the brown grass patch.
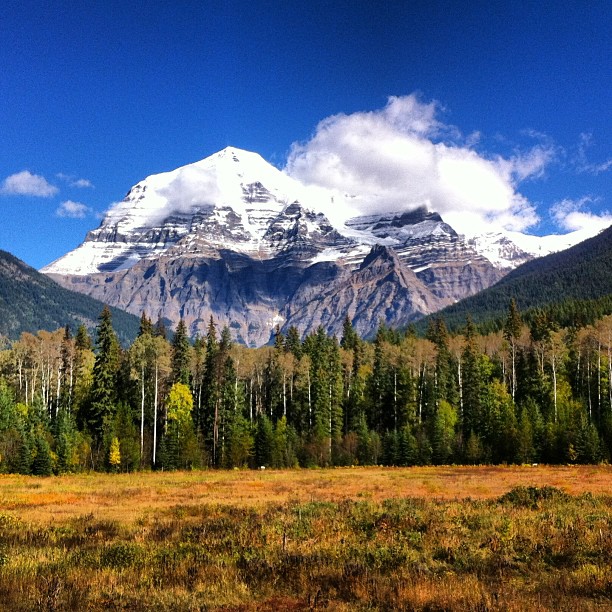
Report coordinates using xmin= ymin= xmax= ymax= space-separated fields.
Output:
xmin=1 ymin=464 xmax=611 ymax=524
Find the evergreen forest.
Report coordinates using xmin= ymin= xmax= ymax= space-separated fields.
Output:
xmin=0 ymin=249 xmax=140 ymax=343
xmin=1 ymin=300 xmax=611 ymax=475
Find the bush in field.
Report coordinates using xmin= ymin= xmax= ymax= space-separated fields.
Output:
xmin=499 ymin=485 xmax=570 ymax=508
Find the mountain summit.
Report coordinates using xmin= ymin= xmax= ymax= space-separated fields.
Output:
xmin=41 ymin=147 xmax=584 ymax=345
xmin=43 ymin=147 xmax=346 ymax=275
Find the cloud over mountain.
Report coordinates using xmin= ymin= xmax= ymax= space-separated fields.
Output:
xmin=285 ymin=94 xmax=556 ymax=236
xmin=551 ymin=196 xmax=612 ymax=233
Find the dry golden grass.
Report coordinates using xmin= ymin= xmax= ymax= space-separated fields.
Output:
xmin=1 ymin=467 xmax=611 ymax=610
xmin=1 ymin=464 xmax=611 ymax=524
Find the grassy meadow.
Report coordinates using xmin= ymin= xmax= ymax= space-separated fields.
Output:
xmin=0 ymin=466 xmax=611 ymax=610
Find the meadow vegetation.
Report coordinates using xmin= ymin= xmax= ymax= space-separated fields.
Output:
xmin=0 ymin=466 xmax=611 ymax=611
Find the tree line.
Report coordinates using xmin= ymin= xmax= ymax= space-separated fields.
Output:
xmin=0 ymin=300 xmax=611 ymax=474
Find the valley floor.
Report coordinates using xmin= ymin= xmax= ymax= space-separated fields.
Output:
xmin=0 ymin=466 xmax=611 ymax=610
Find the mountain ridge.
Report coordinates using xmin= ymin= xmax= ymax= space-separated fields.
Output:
xmin=0 ymin=249 xmax=140 ymax=342
xmin=421 ymin=224 xmax=612 ymax=332
xmin=40 ymin=147 xmax=599 ymax=345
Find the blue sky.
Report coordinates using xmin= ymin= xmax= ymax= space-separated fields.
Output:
xmin=1 ymin=0 xmax=610 ymax=269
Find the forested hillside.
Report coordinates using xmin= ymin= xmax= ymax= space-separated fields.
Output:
xmin=0 ymin=250 xmax=139 ymax=343
xmin=424 ymin=225 xmax=612 ymax=332
xmin=0 ymin=301 xmax=610 ymax=474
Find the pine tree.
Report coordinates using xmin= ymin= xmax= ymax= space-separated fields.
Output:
xmin=138 ymin=312 xmax=153 ymax=337
xmin=285 ymin=326 xmax=302 ymax=359
xmin=31 ymin=431 xmax=53 ymax=476
xmin=171 ymin=319 xmax=191 ymax=385
xmin=75 ymin=324 xmax=93 ymax=352
xmin=87 ymin=307 xmax=120 ymax=446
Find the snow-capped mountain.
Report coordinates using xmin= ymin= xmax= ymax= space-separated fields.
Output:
xmin=44 ymin=147 xmax=336 ymax=275
xmin=41 ymin=146 xmax=585 ymax=345
xmin=466 ymin=228 xmax=596 ymax=270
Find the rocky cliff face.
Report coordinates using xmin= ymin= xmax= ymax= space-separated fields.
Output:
xmin=49 ymin=243 xmax=454 ymax=346
xmin=43 ymin=147 xmax=517 ymax=345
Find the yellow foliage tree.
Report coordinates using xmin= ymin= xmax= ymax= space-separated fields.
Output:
xmin=109 ymin=436 xmax=121 ymax=472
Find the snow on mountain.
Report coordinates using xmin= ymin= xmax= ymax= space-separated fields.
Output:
xmin=42 ymin=145 xmax=598 ymax=279
xmin=41 ymin=145 xmax=606 ymax=345
xmin=467 ymin=227 xmax=599 ymax=270
xmin=42 ymin=147 xmax=338 ymax=275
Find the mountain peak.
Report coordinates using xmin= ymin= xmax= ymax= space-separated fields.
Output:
xmin=359 ymin=244 xmax=399 ymax=270
xmin=206 ymin=146 xmax=267 ymax=166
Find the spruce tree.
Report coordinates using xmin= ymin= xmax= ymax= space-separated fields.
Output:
xmin=285 ymin=326 xmax=302 ymax=359
xmin=75 ymin=323 xmax=93 ymax=352
xmin=426 ymin=318 xmax=458 ymax=408
xmin=56 ymin=409 xmax=81 ymax=473
xmin=226 ymin=411 xmax=253 ymax=468
xmin=171 ymin=319 xmax=191 ymax=386
xmin=14 ymin=427 xmax=32 ymax=475
xmin=431 ymin=400 xmax=457 ymax=464
xmin=88 ymin=306 xmax=120 ymax=445
xmin=31 ymin=432 xmax=53 ymax=476
xmin=341 ymin=316 xmax=359 ymax=351
xmin=154 ymin=318 xmax=168 ymax=340
xmin=138 ymin=312 xmax=153 ymax=337
xmin=254 ymin=414 xmax=274 ymax=467
xmin=59 ymin=325 xmax=74 ymax=414
xmin=202 ymin=317 xmax=220 ymax=463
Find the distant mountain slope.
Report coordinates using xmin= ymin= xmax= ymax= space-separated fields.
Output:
xmin=0 ymin=249 xmax=139 ymax=342
xmin=424 ymin=225 xmax=612 ymax=331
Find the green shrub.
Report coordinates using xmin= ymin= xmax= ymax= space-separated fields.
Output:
xmin=498 ymin=485 xmax=569 ymax=508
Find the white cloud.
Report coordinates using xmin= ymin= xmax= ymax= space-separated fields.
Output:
xmin=285 ymin=94 xmax=557 ymax=236
xmin=551 ymin=196 xmax=612 ymax=233
xmin=56 ymin=200 xmax=92 ymax=218
xmin=497 ymin=142 xmax=558 ymax=183
xmin=57 ymin=173 xmax=94 ymax=188
xmin=1 ymin=170 xmax=58 ymax=197
xmin=575 ymin=133 xmax=612 ymax=175
xmin=73 ymin=178 xmax=94 ymax=188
